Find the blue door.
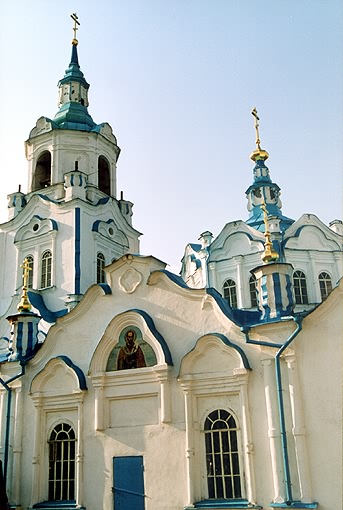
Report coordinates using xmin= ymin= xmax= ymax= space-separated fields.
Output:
xmin=113 ymin=456 xmax=145 ymax=510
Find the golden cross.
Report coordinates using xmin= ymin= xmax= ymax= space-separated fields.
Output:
xmin=18 ymin=258 xmax=32 ymax=312
xmin=20 ymin=258 xmax=32 ymax=289
xmin=251 ymin=107 xmax=261 ymax=150
xmin=71 ymin=13 xmax=80 ymax=42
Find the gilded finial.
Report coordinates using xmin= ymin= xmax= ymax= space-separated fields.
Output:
xmin=71 ymin=13 xmax=80 ymax=46
xmin=18 ymin=258 xmax=32 ymax=312
xmin=260 ymin=197 xmax=279 ymax=263
xmin=250 ymin=107 xmax=269 ymax=162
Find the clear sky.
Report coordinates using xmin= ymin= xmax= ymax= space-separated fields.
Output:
xmin=0 ymin=1 xmax=341 ymax=271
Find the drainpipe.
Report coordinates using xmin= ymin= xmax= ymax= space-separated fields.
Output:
xmin=242 ymin=315 xmax=303 ymax=505
xmin=0 ymin=361 xmax=26 ymax=487
xmin=275 ymin=316 xmax=303 ymax=504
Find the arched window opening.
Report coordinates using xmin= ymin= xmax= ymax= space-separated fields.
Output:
xmin=98 ymin=156 xmax=110 ymax=195
xmin=41 ymin=250 xmax=52 ymax=288
xmin=249 ymin=275 xmax=257 ymax=308
xmin=293 ymin=270 xmax=309 ymax=305
xmin=318 ymin=272 xmax=333 ymax=301
xmin=204 ymin=409 xmax=242 ymax=500
xmin=223 ymin=279 xmax=237 ymax=308
xmin=48 ymin=423 xmax=76 ymax=501
xmin=97 ymin=252 xmax=105 ymax=284
xmin=24 ymin=255 xmax=34 ymax=289
xmin=33 ymin=151 xmax=51 ymax=191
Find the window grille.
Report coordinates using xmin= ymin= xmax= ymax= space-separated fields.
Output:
xmin=293 ymin=270 xmax=309 ymax=304
xmin=41 ymin=250 xmax=52 ymax=288
xmin=48 ymin=423 xmax=76 ymax=501
xmin=223 ymin=279 xmax=237 ymax=308
xmin=204 ymin=409 xmax=242 ymax=500
xmin=97 ymin=252 xmax=106 ymax=284
xmin=318 ymin=272 xmax=332 ymax=301
xmin=249 ymin=275 xmax=257 ymax=308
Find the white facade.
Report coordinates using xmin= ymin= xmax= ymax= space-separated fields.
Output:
xmin=0 ymin=32 xmax=342 ymax=510
xmin=0 ymin=255 xmax=341 ymax=510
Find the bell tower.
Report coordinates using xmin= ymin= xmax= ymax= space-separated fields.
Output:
xmin=0 ymin=14 xmax=141 ymax=332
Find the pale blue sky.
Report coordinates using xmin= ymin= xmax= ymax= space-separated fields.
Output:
xmin=0 ymin=1 xmax=341 ymax=270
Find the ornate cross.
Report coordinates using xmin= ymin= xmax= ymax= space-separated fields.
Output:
xmin=71 ymin=13 xmax=80 ymax=42
xmin=251 ymin=107 xmax=261 ymax=150
xmin=21 ymin=258 xmax=32 ymax=290
xmin=18 ymin=258 xmax=32 ymax=312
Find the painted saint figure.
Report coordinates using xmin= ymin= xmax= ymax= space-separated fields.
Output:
xmin=117 ymin=329 xmax=146 ymax=370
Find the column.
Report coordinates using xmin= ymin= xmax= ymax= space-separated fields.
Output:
xmin=239 ymin=379 xmax=256 ymax=504
xmin=31 ymin=400 xmax=43 ymax=505
xmin=262 ymin=359 xmax=284 ymax=503
xmin=184 ymin=388 xmax=195 ymax=506
xmin=235 ymin=256 xmax=243 ymax=308
xmin=285 ymin=354 xmax=313 ymax=503
xmin=76 ymin=400 xmax=84 ymax=506
xmin=155 ymin=367 xmax=171 ymax=423
xmin=12 ymin=387 xmax=23 ymax=504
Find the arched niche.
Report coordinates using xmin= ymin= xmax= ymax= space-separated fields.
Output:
xmin=89 ymin=310 xmax=173 ymax=430
xmin=98 ymin=155 xmax=111 ymax=195
xmin=32 ymin=150 xmax=51 ymax=191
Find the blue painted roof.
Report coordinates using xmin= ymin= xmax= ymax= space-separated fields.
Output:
xmin=53 ymin=43 xmax=98 ymax=131
xmin=28 ymin=291 xmax=68 ymax=323
xmin=246 ymin=159 xmax=294 ymax=232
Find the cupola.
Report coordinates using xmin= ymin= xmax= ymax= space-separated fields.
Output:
xmin=245 ymin=108 xmax=294 ymax=232
xmin=53 ymin=13 xmax=96 ymax=131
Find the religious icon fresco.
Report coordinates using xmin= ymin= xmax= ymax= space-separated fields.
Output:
xmin=106 ymin=326 xmax=157 ymax=371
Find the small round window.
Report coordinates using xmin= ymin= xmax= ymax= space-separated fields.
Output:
xmin=33 ymin=223 xmax=39 ymax=232
xmin=108 ymin=227 xmax=114 ymax=236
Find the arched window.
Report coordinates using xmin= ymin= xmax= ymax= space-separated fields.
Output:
xmin=98 ymin=156 xmax=110 ymax=195
xmin=24 ymin=255 xmax=34 ymax=288
xmin=32 ymin=151 xmax=51 ymax=191
xmin=249 ymin=275 xmax=257 ymax=308
xmin=48 ymin=423 xmax=76 ymax=501
xmin=318 ymin=272 xmax=332 ymax=301
xmin=293 ymin=270 xmax=309 ymax=305
xmin=97 ymin=252 xmax=105 ymax=284
xmin=223 ymin=279 xmax=237 ymax=308
xmin=41 ymin=250 xmax=52 ymax=288
xmin=204 ymin=409 xmax=242 ymax=500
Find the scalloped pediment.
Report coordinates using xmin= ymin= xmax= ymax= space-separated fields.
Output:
xmin=210 ymin=231 xmax=263 ymax=261
xmin=31 ymin=357 xmax=86 ymax=396
xmin=29 ymin=116 xmax=53 ymax=138
xmin=285 ymin=224 xmax=341 ymax=251
xmin=180 ymin=334 xmax=248 ymax=378
xmin=92 ymin=219 xmax=129 ymax=247
xmin=14 ymin=215 xmax=57 ymax=243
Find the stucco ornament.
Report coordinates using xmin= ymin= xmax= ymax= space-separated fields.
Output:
xmin=119 ymin=267 xmax=143 ymax=293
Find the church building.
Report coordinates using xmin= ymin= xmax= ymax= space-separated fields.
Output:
xmin=0 ymin=16 xmax=341 ymax=510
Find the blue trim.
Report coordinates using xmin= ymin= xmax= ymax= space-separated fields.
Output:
xmin=96 ymin=196 xmax=110 ymax=205
xmin=92 ymin=218 xmax=115 ymax=232
xmin=194 ymin=499 xmax=261 ymax=509
xmin=55 ymin=356 xmax=87 ymax=390
xmin=158 ymin=269 xmax=190 ymax=289
xmin=31 ymin=215 xmax=58 ymax=231
xmin=27 ymin=321 xmax=34 ymax=354
xmin=16 ymin=322 xmax=23 ymax=359
xmin=97 ymin=283 xmax=112 ymax=294
xmin=127 ymin=309 xmax=173 ymax=366
xmin=203 ymin=333 xmax=251 ymax=370
xmin=75 ymin=208 xmax=81 ymax=295
xmin=35 ymin=194 xmax=61 ymax=204
xmin=270 ymin=503 xmax=317 ymax=509
xmin=27 ymin=291 xmax=68 ymax=323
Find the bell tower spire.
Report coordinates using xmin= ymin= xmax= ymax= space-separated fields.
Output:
xmin=53 ymin=13 xmax=95 ymax=130
xmin=245 ymin=108 xmax=294 ymax=232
